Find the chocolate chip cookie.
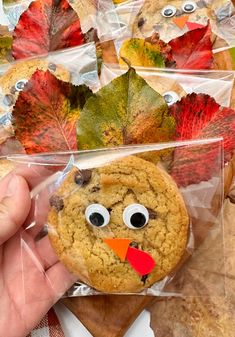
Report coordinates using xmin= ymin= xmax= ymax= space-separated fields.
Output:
xmin=48 ymin=156 xmax=189 ymax=293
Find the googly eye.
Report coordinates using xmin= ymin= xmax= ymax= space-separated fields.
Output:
xmin=182 ymin=1 xmax=197 ymax=13
xmin=48 ymin=63 xmax=57 ymax=72
xmin=15 ymin=79 xmax=28 ymax=92
xmin=3 ymin=94 xmax=15 ymax=107
xmin=161 ymin=5 xmax=177 ymax=18
xmin=85 ymin=204 xmax=110 ymax=228
xmin=123 ymin=204 xmax=149 ymax=230
xmin=163 ymin=91 xmax=180 ymax=106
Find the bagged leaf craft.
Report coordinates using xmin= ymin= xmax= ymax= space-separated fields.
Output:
xmin=115 ymin=0 xmax=235 ymax=69
xmin=0 ymin=43 xmax=100 ymax=169
xmin=132 ymin=0 xmax=235 ymax=52
xmin=1 ymin=0 xmax=121 ymax=67
xmin=5 ymin=139 xmax=224 ymax=299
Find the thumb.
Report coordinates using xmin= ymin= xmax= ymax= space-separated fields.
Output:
xmin=0 ymin=175 xmax=31 ymax=245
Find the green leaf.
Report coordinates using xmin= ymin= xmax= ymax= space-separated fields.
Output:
xmin=119 ymin=38 xmax=165 ymax=68
xmin=77 ymin=68 xmax=175 ymax=149
xmin=0 ymin=33 xmax=13 ymax=64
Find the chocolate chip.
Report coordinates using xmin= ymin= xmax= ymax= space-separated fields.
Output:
xmin=130 ymin=241 xmax=139 ymax=249
xmin=74 ymin=170 xmax=92 ymax=186
xmin=147 ymin=208 xmax=157 ymax=220
xmin=3 ymin=94 xmax=15 ymax=107
xmin=138 ymin=17 xmax=145 ymax=28
xmin=49 ymin=195 xmax=64 ymax=212
xmin=48 ymin=63 xmax=57 ymax=72
xmin=90 ymin=186 xmax=100 ymax=193
xmin=10 ymin=86 xmax=17 ymax=94
xmin=141 ymin=274 xmax=148 ymax=284
xmin=81 ymin=170 xmax=92 ymax=184
xmin=74 ymin=171 xmax=83 ymax=185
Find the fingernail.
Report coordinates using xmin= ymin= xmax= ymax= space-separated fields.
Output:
xmin=6 ymin=175 xmax=19 ymax=197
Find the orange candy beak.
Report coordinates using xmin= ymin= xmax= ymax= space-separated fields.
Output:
xmin=173 ymin=15 xmax=189 ymax=29
xmin=103 ymin=238 xmax=131 ymax=261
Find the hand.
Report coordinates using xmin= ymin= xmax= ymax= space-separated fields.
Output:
xmin=0 ymin=169 xmax=77 ymax=337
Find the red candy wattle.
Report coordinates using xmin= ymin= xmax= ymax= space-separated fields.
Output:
xmin=186 ymin=22 xmax=205 ymax=31
xmin=126 ymin=246 xmax=155 ymax=276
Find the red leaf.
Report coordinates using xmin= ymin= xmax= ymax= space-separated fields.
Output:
xmin=170 ymin=93 xmax=235 ymax=186
xmin=170 ymin=93 xmax=220 ymax=140
xmin=12 ymin=0 xmax=84 ymax=59
xmin=169 ymin=23 xmax=214 ymax=70
xmin=12 ymin=70 xmax=92 ymax=154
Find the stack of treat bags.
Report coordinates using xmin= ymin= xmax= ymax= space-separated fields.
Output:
xmin=1 ymin=0 xmax=235 ymax=336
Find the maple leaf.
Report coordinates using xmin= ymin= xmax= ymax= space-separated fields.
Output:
xmin=13 ymin=70 xmax=92 ymax=154
xmin=170 ymin=93 xmax=235 ymax=186
xmin=119 ymin=37 xmax=166 ymax=68
xmin=12 ymin=0 xmax=85 ymax=59
xmin=169 ymin=23 xmax=214 ymax=70
xmin=77 ymin=68 xmax=175 ymax=149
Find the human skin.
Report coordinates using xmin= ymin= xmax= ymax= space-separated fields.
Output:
xmin=0 ymin=169 xmax=77 ymax=337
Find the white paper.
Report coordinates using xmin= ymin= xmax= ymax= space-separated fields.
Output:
xmin=54 ymin=303 xmax=154 ymax=337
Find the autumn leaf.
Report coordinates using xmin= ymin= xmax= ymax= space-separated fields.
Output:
xmin=170 ymin=93 xmax=235 ymax=186
xmin=13 ymin=70 xmax=92 ymax=154
xmin=171 ymin=94 xmax=220 ymax=140
xmin=169 ymin=23 xmax=214 ymax=70
xmin=145 ymin=33 xmax=175 ymax=67
xmin=0 ymin=35 xmax=13 ymax=64
xmin=0 ymin=26 xmax=13 ymax=64
xmin=119 ymin=37 xmax=166 ymax=68
xmin=12 ymin=0 xmax=85 ymax=59
xmin=77 ymin=68 xmax=175 ymax=149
